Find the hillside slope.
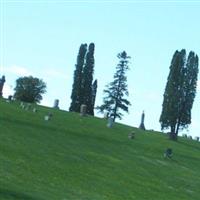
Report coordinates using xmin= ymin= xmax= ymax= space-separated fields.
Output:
xmin=0 ymin=99 xmax=200 ymax=200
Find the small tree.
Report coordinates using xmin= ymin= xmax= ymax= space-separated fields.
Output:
xmin=14 ymin=76 xmax=46 ymax=103
xmin=160 ymin=49 xmax=199 ymax=140
xmin=97 ymin=51 xmax=131 ymax=121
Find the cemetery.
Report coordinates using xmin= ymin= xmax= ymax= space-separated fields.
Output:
xmin=1 ymin=2 xmax=200 ymax=199
xmin=0 ymin=98 xmax=200 ymax=200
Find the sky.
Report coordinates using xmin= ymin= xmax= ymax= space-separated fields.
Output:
xmin=0 ymin=0 xmax=200 ymax=137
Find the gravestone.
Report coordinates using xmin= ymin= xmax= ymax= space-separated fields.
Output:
xmin=164 ymin=148 xmax=173 ymax=158
xmin=20 ymin=102 xmax=25 ymax=109
xmin=44 ymin=112 xmax=53 ymax=121
xmin=53 ymin=99 xmax=59 ymax=109
xmin=103 ymin=111 xmax=109 ymax=119
xmin=107 ymin=117 xmax=114 ymax=128
xmin=139 ymin=111 xmax=145 ymax=130
xmin=33 ymin=108 xmax=37 ymax=113
xmin=0 ymin=75 xmax=6 ymax=97
xmin=48 ymin=112 xmax=53 ymax=117
xmin=80 ymin=104 xmax=87 ymax=116
xmin=128 ymin=131 xmax=135 ymax=139
xmin=182 ymin=133 xmax=187 ymax=138
xmin=188 ymin=136 xmax=193 ymax=140
xmin=8 ymin=95 xmax=13 ymax=101
xmin=195 ymin=136 xmax=199 ymax=142
xmin=25 ymin=103 xmax=31 ymax=111
xmin=44 ymin=115 xmax=50 ymax=121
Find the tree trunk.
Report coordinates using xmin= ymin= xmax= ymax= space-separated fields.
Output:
xmin=170 ymin=125 xmax=177 ymax=141
xmin=169 ymin=132 xmax=177 ymax=141
xmin=113 ymin=102 xmax=117 ymax=122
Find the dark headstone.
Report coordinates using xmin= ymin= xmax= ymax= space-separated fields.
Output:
xmin=128 ymin=131 xmax=135 ymax=139
xmin=188 ymin=136 xmax=193 ymax=140
xmin=53 ymin=99 xmax=59 ymax=109
xmin=7 ymin=95 xmax=13 ymax=102
xmin=164 ymin=148 xmax=173 ymax=158
xmin=168 ymin=132 xmax=177 ymax=141
xmin=48 ymin=112 xmax=53 ymax=117
xmin=182 ymin=133 xmax=187 ymax=138
xmin=44 ymin=112 xmax=53 ymax=121
xmin=139 ymin=111 xmax=145 ymax=130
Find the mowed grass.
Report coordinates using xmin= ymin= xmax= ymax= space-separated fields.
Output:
xmin=0 ymin=99 xmax=200 ymax=200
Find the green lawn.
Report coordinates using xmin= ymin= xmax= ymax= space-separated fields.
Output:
xmin=0 ymin=98 xmax=200 ymax=200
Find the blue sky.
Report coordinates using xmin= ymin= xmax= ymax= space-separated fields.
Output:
xmin=0 ymin=0 xmax=200 ymax=137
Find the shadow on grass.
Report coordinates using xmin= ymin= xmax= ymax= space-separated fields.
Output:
xmin=0 ymin=188 xmax=42 ymax=200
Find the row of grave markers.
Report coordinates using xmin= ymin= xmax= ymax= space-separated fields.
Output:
xmin=182 ymin=133 xmax=199 ymax=142
xmin=19 ymin=101 xmax=53 ymax=121
xmin=4 ymin=96 xmax=144 ymax=130
xmin=8 ymin=99 xmax=198 ymax=160
xmin=5 ymin=98 xmax=200 ymax=142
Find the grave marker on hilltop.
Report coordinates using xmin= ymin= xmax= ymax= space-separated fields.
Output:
xmin=53 ymin=99 xmax=59 ymax=109
xmin=80 ymin=104 xmax=87 ymax=116
xmin=107 ymin=117 xmax=114 ymax=128
xmin=139 ymin=111 xmax=145 ymax=130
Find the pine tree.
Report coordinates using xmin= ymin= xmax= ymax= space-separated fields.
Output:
xmin=97 ymin=51 xmax=131 ymax=122
xmin=82 ymin=43 xmax=95 ymax=115
xmin=69 ymin=44 xmax=87 ymax=112
xmin=160 ymin=49 xmax=199 ymax=140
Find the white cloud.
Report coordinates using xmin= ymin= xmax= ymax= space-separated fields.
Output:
xmin=2 ymin=83 xmax=14 ymax=98
xmin=5 ymin=65 xmax=32 ymax=76
xmin=40 ymin=98 xmax=52 ymax=107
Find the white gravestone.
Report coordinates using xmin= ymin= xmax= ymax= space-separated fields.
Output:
xmin=107 ymin=117 xmax=114 ymax=128
xmin=80 ymin=104 xmax=87 ymax=117
xmin=103 ymin=111 xmax=109 ymax=119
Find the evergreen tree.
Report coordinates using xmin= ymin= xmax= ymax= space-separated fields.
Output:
xmin=97 ymin=51 xmax=131 ymax=122
xmin=160 ymin=49 xmax=199 ymax=140
xmin=82 ymin=43 xmax=95 ymax=115
xmin=69 ymin=44 xmax=87 ymax=112
xmin=91 ymin=79 xmax=98 ymax=115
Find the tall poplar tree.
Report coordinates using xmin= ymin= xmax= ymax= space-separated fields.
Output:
xmin=97 ymin=51 xmax=131 ymax=122
xmin=180 ymin=51 xmax=199 ymax=130
xmin=82 ymin=43 xmax=95 ymax=115
xmin=69 ymin=44 xmax=87 ymax=112
xmin=160 ymin=49 xmax=199 ymax=140
xmin=91 ymin=79 xmax=98 ymax=115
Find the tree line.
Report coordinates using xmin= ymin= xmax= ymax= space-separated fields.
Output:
xmin=1 ymin=44 xmax=198 ymax=141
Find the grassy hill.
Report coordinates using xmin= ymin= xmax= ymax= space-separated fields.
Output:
xmin=0 ymin=98 xmax=200 ymax=200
